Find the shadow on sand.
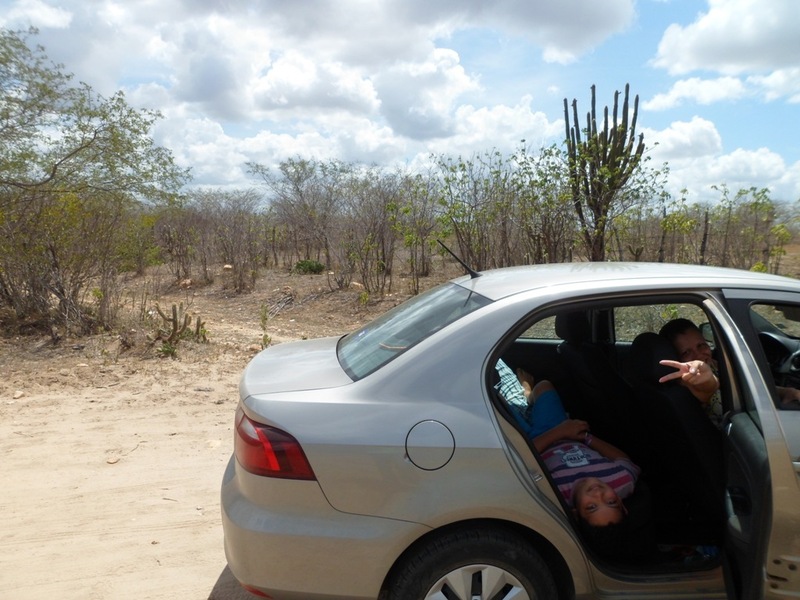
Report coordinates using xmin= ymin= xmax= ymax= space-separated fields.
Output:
xmin=208 ymin=565 xmax=256 ymax=600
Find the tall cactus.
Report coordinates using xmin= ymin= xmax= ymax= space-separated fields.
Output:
xmin=564 ymin=84 xmax=645 ymax=261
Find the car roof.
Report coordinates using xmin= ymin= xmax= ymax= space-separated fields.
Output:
xmin=451 ymin=262 xmax=800 ymax=301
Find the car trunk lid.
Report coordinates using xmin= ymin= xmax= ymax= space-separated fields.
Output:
xmin=240 ymin=336 xmax=352 ymax=396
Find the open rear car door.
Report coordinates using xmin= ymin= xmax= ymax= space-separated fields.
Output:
xmin=718 ymin=292 xmax=800 ymax=598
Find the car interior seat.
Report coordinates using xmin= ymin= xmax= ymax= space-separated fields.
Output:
xmin=553 ymin=310 xmax=653 ymax=469
xmin=627 ymin=332 xmax=725 ymax=544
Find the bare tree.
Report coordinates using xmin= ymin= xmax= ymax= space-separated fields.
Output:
xmin=339 ymin=167 xmax=400 ymax=294
xmin=154 ymin=204 xmax=197 ymax=281
xmin=248 ymin=158 xmax=346 ymax=267
xmin=435 ymin=150 xmax=516 ymax=271
xmin=201 ymin=189 xmax=264 ymax=293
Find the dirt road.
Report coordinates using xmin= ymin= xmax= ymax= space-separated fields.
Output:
xmin=0 ymin=267 xmax=424 ymax=599
xmin=0 ymin=339 xmax=262 ymax=599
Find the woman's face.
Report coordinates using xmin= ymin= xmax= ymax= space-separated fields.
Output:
xmin=672 ymin=328 xmax=713 ymax=364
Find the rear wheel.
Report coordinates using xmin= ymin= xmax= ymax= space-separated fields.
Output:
xmin=386 ymin=525 xmax=558 ymax=600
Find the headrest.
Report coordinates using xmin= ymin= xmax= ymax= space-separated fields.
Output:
xmin=554 ymin=311 xmax=591 ymax=343
xmin=629 ymin=332 xmax=680 ymax=384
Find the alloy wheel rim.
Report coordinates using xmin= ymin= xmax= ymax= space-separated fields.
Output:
xmin=424 ymin=564 xmax=530 ymax=600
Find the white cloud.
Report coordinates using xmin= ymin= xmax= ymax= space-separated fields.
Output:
xmin=250 ymin=52 xmax=379 ymax=118
xmin=1 ymin=0 xmax=796 ymax=203
xmin=373 ymin=48 xmax=480 ymax=140
xmin=1 ymin=0 xmax=635 ymax=131
xmin=377 ymin=0 xmax=634 ymax=64
xmin=685 ymin=147 xmax=794 ymax=201
xmin=472 ymin=0 xmax=635 ymax=64
xmin=748 ymin=68 xmax=800 ymax=103
xmin=0 ymin=0 xmax=71 ymax=28
xmin=777 ymin=160 xmax=800 ymax=202
xmin=713 ymin=147 xmax=786 ymax=182
xmin=644 ymin=77 xmax=748 ymax=110
xmin=412 ymin=95 xmax=560 ymax=162
xmin=653 ymin=0 xmax=800 ymax=76
xmin=646 ymin=119 xmax=798 ymax=202
xmin=646 ymin=117 xmax=722 ymax=161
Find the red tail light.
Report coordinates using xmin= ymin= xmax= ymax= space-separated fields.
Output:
xmin=234 ymin=408 xmax=316 ymax=480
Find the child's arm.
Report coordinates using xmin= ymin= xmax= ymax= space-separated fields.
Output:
xmin=532 ymin=419 xmax=630 ymax=461
xmin=532 ymin=419 xmax=589 ymax=453
xmin=584 ymin=435 xmax=629 ymax=460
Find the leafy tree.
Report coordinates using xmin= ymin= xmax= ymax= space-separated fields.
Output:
xmin=768 ymin=222 xmax=792 ymax=274
xmin=564 ymin=84 xmax=646 ymax=261
xmin=658 ymin=193 xmax=702 ymax=264
xmin=512 ymin=144 xmax=576 ymax=264
xmin=0 ymin=189 xmax=132 ymax=334
xmin=0 ymin=28 xmax=190 ymax=335
xmin=711 ymin=185 xmax=782 ymax=271
xmin=1 ymin=28 xmax=188 ymax=202
xmin=395 ymin=171 xmax=440 ymax=294
xmin=435 ymin=150 xmax=515 ymax=271
xmin=734 ymin=187 xmax=776 ymax=270
xmin=117 ymin=209 xmax=161 ymax=275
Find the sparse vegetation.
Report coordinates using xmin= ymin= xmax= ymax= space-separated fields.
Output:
xmin=259 ymin=303 xmax=272 ymax=349
xmin=2 ymin=32 xmax=799 ymax=342
xmin=293 ymin=259 xmax=326 ymax=275
xmin=150 ymin=301 xmax=207 ymax=357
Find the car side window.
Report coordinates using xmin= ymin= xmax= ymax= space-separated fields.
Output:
xmin=518 ymin=315 xmax=558 ymax=340
xmin=748 ymin=303 xmax=800 ymax=411
xmin=613 ymin=304 xmax=709 ymax=343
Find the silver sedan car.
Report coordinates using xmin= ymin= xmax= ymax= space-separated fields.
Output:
xmin=221 ymin=262 xmax=800 ymax=600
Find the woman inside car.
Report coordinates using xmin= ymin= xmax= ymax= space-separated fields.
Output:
xmin=659 ymin=318 xmax=800 ymax=417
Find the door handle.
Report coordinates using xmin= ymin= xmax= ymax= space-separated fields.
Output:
xmin=725 ymin=487 xmax=752 ymax=545
xmin=726 ymin=486 xmax=752 ymax=515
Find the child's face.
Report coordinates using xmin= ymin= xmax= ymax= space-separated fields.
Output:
xmin=574 ymin=478 xmax=625 ymax=526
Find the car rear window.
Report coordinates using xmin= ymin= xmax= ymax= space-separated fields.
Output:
xmin=337 ymin=282 xmax=491 ymax=380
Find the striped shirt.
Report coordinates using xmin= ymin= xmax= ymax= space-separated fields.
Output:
xmin=541 ymin=441 xmax=639 ymax=506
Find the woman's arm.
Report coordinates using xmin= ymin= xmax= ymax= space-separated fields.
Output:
xmin=776 ymin=385 xmax=800 ymax=408
xmin=659 ymin=359 xmax=719 ymax=403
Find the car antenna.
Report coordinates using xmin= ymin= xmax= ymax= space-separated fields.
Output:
xmin=437 ymin=240 xmax=481 ymax=279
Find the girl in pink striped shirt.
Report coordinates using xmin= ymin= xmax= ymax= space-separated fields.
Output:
xmin=527 ymin=380 xmax=640 ymax=527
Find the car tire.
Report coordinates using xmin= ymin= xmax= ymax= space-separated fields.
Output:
xmin=385 ymin=525 xmax=558 ymax=600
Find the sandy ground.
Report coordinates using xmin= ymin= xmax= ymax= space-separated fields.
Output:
xmin=0 ymin=269 xmax=413 ymax=600
xmin=0 ymin=350 xmax=247 ymax=600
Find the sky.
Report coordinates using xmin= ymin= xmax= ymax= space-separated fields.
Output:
xmin=2 ymin=0 xmax=799 ymax=203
